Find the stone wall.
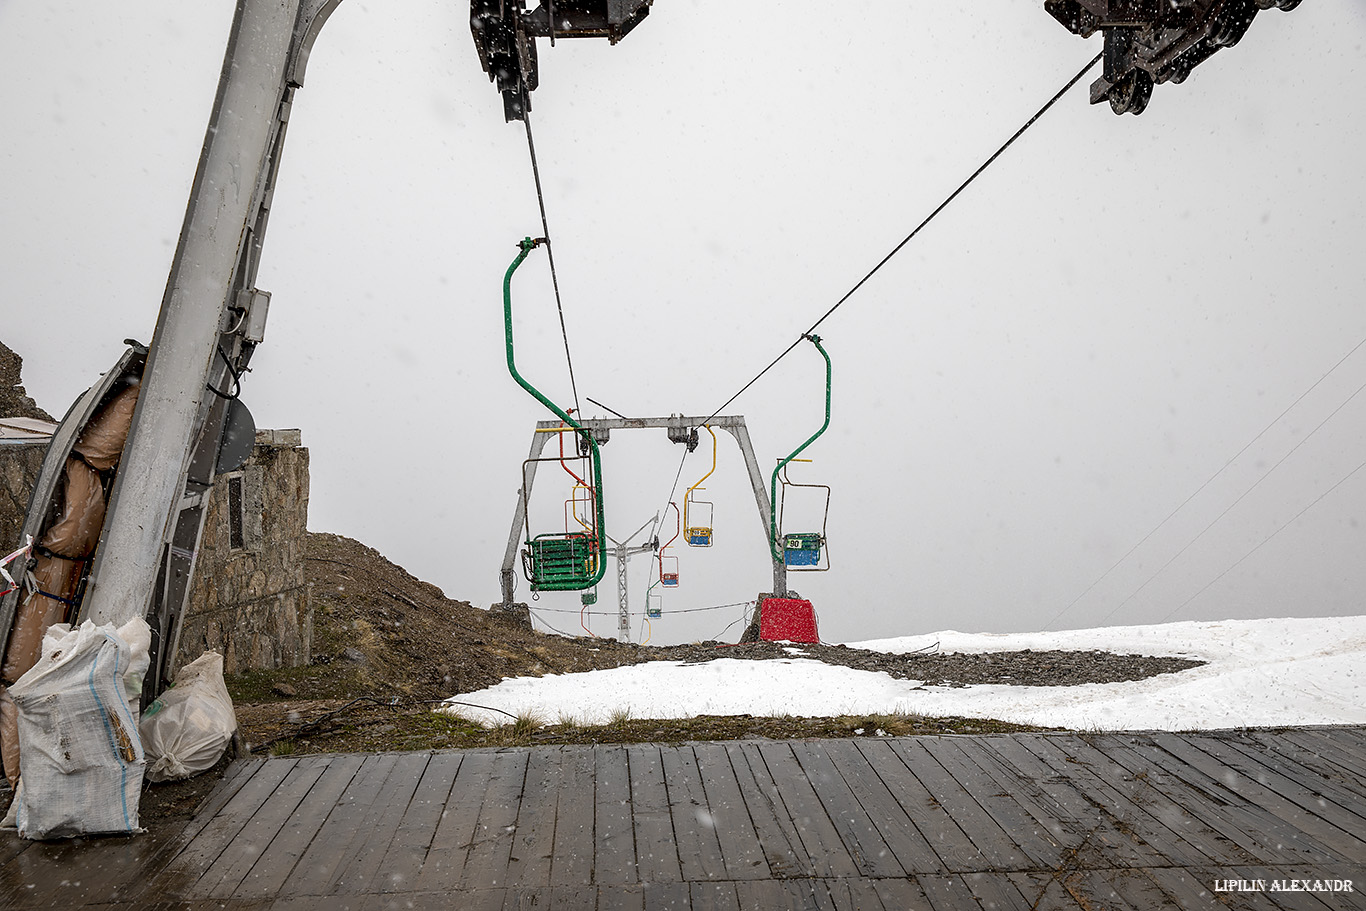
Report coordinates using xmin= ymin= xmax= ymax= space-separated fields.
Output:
xmin=177 ymin=430 xmax=312 ymax=676
xmin=0 ymin=442 xmax=46 ymax=553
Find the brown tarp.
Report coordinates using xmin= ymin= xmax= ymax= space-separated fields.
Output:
xmin=0 ymin=687 xmax=18 ymax=787
xmin=0 ymin=556 xmax=80 ymax=684
xmin=72 ymin=382 xmax=140 ymax=471
xmin=38 ymin=458 xmax=106 ymax=559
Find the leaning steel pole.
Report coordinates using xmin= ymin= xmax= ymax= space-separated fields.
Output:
xmin=83 ymin=0 xmax=338 ymax=630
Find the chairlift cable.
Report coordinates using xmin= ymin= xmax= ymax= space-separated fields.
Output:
xmin=587 ymin=396 xmax=629 ymax=419
xmin=523 ymin=110 xmax=582 ymax=417
xmin=1156 ymin=455 xmax=1366 ymax=624
xmin=531 ymin=599 xmax=756 ymax=616
xmin=1093 ymin=373 xmax=1366 ymax=628
xmin=698 ymin=51 xmax=1102 ymax=426
xmin=1043 ymin=330 xmax=1366 ymax=631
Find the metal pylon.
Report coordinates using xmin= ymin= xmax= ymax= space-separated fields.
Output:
xmin=607 ymin=515 xmax=658 ymax=642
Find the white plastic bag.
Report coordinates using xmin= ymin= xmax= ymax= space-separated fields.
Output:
xmin=140 ymin=651 xmax=238 ymax=782
xmin=7 ymin=620 xmax=149 ymax=839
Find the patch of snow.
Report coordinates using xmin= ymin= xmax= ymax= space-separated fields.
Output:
xmin=444 ymin=616 xmax=1366 ymax=731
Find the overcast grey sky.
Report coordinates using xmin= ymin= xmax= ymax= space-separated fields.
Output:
xmin=2 ymin=1 xmax=1364 ymax=644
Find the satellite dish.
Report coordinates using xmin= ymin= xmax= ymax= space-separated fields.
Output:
xmin=216 ymin=399 xmax=256 ymax=474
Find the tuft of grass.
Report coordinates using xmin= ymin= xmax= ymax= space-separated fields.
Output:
xmin=511 ymin=710 xmax=544 ymax=737
xmin=269 ymin=739 xmax=296 ymax=757
xmin=608 ymin=706 xmax=634 ymax=726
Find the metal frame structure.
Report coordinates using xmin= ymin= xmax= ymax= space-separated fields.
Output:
xmin=75 ymin=0 xmax=345 ymax=697
xmin=498 ymin=414 xmax=786 ymax=619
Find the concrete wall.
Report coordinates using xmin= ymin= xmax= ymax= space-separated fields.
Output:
xmin=176 ymin=429 xmax=312 ymax=677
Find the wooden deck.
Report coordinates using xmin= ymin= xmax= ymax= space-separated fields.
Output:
xmin=3 ymin=728 xmax=1365 ymax=909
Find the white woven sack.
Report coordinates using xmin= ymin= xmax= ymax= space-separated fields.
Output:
xmin=140 ymin=651 xmax=238 ymax=782
xmin=7 ymin=620 xmax=147 ymax=839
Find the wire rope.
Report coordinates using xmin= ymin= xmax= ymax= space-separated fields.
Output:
xmin=529 ymin=599 xmax=756 ymax=617
xmin=1043 ymin=331 xmax=1366 ymax=630
xmin=1091 ymin=374 xmax=1366 ymax=628
xmin=1158 ymin=455 xmax=1366 ymax=623
xmin=523 ymin=109 xmax=582 ymax=417
xmin=698 ymin=52 xmax=1103 ymax=426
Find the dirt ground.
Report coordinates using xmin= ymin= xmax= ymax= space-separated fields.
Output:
xmin=0 ymin=531 xmax=1205 ymax=830
xmin=225 ymin=532 xmax=1202 ymax=754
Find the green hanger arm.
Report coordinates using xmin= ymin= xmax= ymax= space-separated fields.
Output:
xmin=504 ymin=237 xmax=607 ymax=591
xmin=769 ymin=334 xmax=831 ymax=560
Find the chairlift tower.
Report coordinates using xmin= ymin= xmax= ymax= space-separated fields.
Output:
xmin=498 ymin=414 xmax=788 ymax=619
xmin=606 ymin=515 xmax=659 ymax=642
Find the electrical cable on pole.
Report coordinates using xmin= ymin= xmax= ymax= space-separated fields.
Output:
xmin=523 ymin=109 xmax=582 ymax=417
xmin=699 ymin=52 xmax=1103 ymax=426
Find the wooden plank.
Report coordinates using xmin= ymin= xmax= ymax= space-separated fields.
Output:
xmin=1097 ymin=868 xmax=1186 ymax=910
xmin=641 ymin=882 xmax=691 ymax=910
xmin=597 ymin=884 xmax=645 ymax=911
xmin=594 ymin=744 xmax=638 ymax=885
xmin=1290 ymin=729 xmax=1366 ymax=780
xmin=163 ymin=756 xmax=299 ymax=892
xmin=659 ymin=745 xmax=727 ymax=882
xmin=336 ymin=752 xmax=436 ymax=894
xmin=115 ymin=757 xmax=270 ymax=902
xmin=690 ymin=743 xmax=767 ymax=880
xmin=852 ymin=739 xmax=981 ymax=873
xmin=884 ymin=738 xmax=1029 ymax=871
xmin=1006 ymin=873 xmax=1082 ymax=910
xmin=232 ymin=753 xmax=367 ymax=900
xmin=1241 ymin=732 xmax=1366 ymax=809
xmin=368 ymin=751 xmax=462 ymax=894
xmin=363 ymin=892 xmax=499 ymax=911
xmin=772 ymin=878 xmax=840 ymax=911
xmin=1144 ymin=867 xmax=1277 ymax=911
xmin=625 ymin=744 xmax=681 ymax=884
xmin=0 ymin=830 xmax=31 ymax=868
xmin=1269 ymin=731 xmax=1366 ymax=795
xmin=840 ymin=878 xmax=888 ymax=911
xmin=505 ymin=747 xmax=562 ymax=889
xmin=547 ymin=884 xmax=596 ymax=911
xmin=328 ymin=752 xmax=433 ymax=896
xmin=971 ymin=735 xmax=1149 ymax=867
xmin=1224 ymin=867 xmax=1349 ymax=911
xmin=787 ymin=740 xmax=903 ymax=877
xmin=688 ymin=885 xmax=743 ymax=911
xmin=872 ymin=878 xmax=932 ymax=911
xmin=1004 ymin=733 xmax=1246 ymax=866
xmin=178 ymin=757 xmax=268 ymax=842
xmin=802 ymin=879 xmax=863 ymax=911
xmin=0 ymin=826 xmax=187 ymax=908
xmin=962 ymin=872 xmax=1033 ymax=910
xmin=1184 ymin=734 xmax=1366 ymax=849
xmin=922 ymin=737 xmax=1069 ymax=869
xmin=464 ymin=750 xmax=532 ymax=890
xmin=732 ymin=879 xmax=798 ymax=910
xmin=1059 ymin=871 xmax=1140 ymax=910
xmin=411 ymin=750 xmax=499 ymax=892
xmin=728 ymin=741 xmax=812 ymax=878
xmin=753 ymin=742 xmax=859 ymax=878
xmin=550 ymin=746 xmax=596 ymax=888
xmin=273 ymin=752 xmax=401 ymax=895
xmin=1146 ymin=732 xmax=1350 ymax=863
xmin=1097 ymin=736 xmax=1308 ymax=865
xmin=1006 ymin=733 xmax=1220 ymax=867
xmin=921 ymin=873 xmax=998 ymax=911
xmin=817 ymin=740 xmax=944 ymax=875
